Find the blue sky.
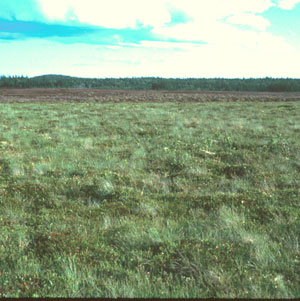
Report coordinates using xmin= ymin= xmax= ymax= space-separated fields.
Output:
xmin=0 ymin=0 xmax=300 ymax=78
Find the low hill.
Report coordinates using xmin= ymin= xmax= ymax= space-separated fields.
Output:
xmin=31 ymin=74 xmax=75 ymax=80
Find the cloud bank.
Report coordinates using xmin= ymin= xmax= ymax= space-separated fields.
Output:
xmin=0 ymin=0 xmax=299 ymax=78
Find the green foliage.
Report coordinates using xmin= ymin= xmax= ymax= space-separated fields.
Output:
xmin=1 ymin=74 xmax=300 ymax=91
xmin=0 ymin=101 xmax=299 ymax=297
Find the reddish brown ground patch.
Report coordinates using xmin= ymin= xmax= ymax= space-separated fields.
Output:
xmin=0 ymin=88 xmax=299 ymax=103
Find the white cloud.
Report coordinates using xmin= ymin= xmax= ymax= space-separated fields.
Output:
xmin=35 ymin=0 xmax=296 ymax=53
xmin=276 ymin=0 xmax=300 ymax=9
xmin=153 ymin=18 xmax=286 ymax=49
xmin=167 ymin=0 xmax=275 ymax=20
xmin=226 ymin=13 xmax=271 ymax=31
xmin=36 ymin=0 xmax=277 ymax=31
xmin=36 ymin=0 xmax=171 ymax=28
xmin=36 ymin=0 xmax=278 ymax=50
xmin=149 ymin=0 xmax=295 ymax=66
xmin=152 ymin=0 xmax=276 ymax=42
xmin=2 ymin=0 xmax=300 ymax=78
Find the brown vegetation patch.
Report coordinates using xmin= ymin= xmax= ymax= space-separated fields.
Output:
xmin=0 ymin=88 xmax=300 ymax=103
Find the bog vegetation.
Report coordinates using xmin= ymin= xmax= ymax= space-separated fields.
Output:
xmin=0 ymin=101 xmax=299 ymax=297
xmin=1 ymin=74 xmax=300 ymax=92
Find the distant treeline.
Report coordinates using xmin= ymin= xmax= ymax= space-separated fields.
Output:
xmin=1 ymin=74 xmax=300 ymax=92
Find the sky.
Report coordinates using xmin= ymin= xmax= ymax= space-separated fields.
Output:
xmin=0 ymin=0 xmax=300 ymax=78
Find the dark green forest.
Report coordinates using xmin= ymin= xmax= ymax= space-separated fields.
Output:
xmin=1 ymin=74 xmax=300 ymax=92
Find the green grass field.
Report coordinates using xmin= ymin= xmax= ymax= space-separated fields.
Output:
xmin=0 ymin=101 xmax=299 ymax=297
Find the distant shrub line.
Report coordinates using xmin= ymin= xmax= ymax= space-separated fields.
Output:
xmin=1 ymin=75 xmax=300 ymax=92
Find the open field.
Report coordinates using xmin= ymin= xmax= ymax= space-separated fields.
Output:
xmin=0 ymin=93 xmax=299 ymax=297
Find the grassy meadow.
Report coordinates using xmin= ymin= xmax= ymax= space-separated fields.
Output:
xmin=0 ymin=101 xmax=299 ymax=297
